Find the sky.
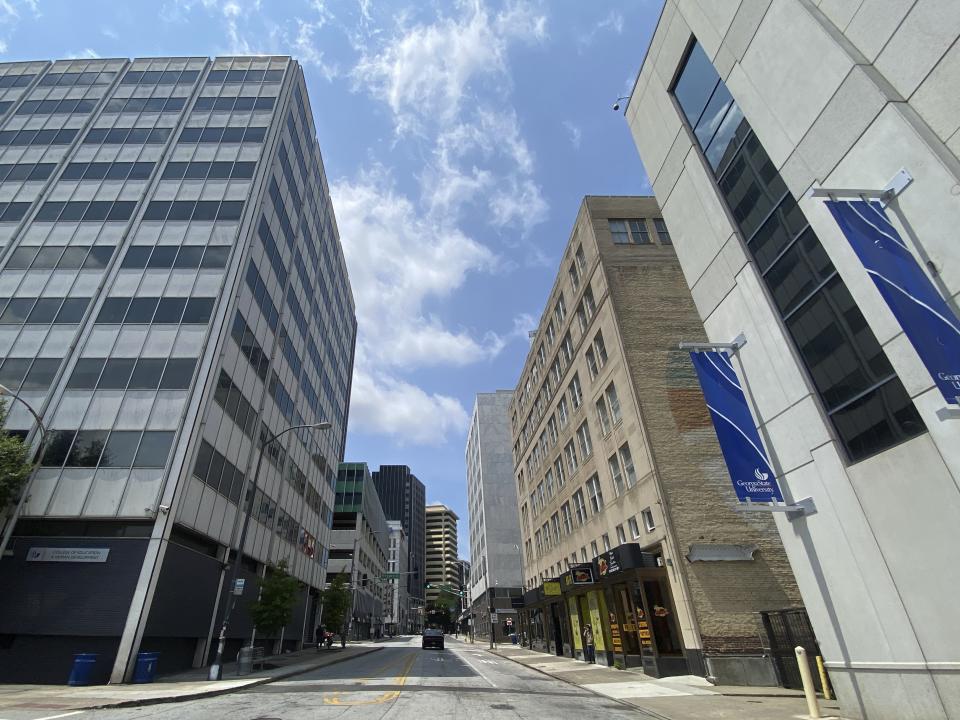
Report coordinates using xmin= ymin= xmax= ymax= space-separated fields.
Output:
xmin=0 ymin=0 xmax=662 ymax=558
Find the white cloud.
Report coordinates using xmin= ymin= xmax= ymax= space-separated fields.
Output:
xmin=489 ymin=176 xmax=549 ymax=235
xmin=101 ymin=26 xmax=119 ymax=40
xmin=577 ymin=9 xmax=623 ymax=49
xmin=66 ymin=48 xmax=101 ymax=59
xmin=291 ymin=18 xmax=339 ymax=80
xmin=562 ymin=120 xmax=582 ymax=150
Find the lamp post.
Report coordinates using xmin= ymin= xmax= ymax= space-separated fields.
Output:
xmin=0 ymin=384 xmax=50 ymax=560
xmin=208 ymin=420 xmax=330 ymax=681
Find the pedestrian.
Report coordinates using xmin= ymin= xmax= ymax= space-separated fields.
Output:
xmin=582 ymin=624 xmax=595 ymax=663
xmin=315 ymin=624 xmax=325 ymax=652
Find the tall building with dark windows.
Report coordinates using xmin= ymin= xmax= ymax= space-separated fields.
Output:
xmin=372 ymin=464 xmax=425 ymax=609
xmin=627 ymin=4 xmax=960 ymax=719
xmin=0 ymin=56 xmax=356 ymax=684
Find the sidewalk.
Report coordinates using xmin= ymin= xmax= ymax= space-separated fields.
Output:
xmin=490 ymin=645 xmax=848 ymax=720
xmin=0 ymin=643 xmax=382 ymax=714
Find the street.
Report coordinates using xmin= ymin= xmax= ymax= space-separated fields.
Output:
xmin=0 ymin=637 xmax=644 ymax=720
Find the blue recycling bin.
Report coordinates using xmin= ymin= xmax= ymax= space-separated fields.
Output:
xmin=68 ymin=653 xmax=98 ymax=686
xmin=132 ymin=652 xmax=160 ymax=683
xmin=511 ymin=633 xmax=518 ymax=645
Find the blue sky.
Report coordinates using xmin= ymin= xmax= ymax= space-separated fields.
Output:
xmin=1 ymin=0 xmax=661 ymax=558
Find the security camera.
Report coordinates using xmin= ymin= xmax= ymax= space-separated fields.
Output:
xmin=158 ymin=504 xmax=170 ymax=514
xmin=612 ymin=102 xmax=620 ymax=112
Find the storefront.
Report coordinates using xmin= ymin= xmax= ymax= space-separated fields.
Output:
xmin=520 ymin=581 xmax=570 ymax=656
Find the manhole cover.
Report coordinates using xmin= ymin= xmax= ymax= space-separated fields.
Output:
xmin=490 ymin=704 xmax=515 ymax=710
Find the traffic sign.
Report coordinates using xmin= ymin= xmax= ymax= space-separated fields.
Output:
xmin=232 ymin=578 xmax=245 ymax=596
xmin=490 ymin=611 xmax=499 ymax=623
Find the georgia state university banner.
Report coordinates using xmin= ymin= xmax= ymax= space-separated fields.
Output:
xmin=826 ymin=200 xmax=960 ymax=405
xmin=688 ymin=350 xmax=783 ymax=503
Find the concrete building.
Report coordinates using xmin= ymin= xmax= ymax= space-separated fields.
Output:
xmin=384 ymin=519 xmax=409 ymax=635
xmin=372 ymin=465 xmax=425 ymax=611
xmin=625 ymin=3 xmax=960 ymax=718
xmin=329 ymin=463 xmax=387 ymax=641
xmin=511 ymin=196 xmax=801 ymax=683
xmin=0 ymin=56 xmax=355 ymax=683
xmin=466 ymin=390 xmax=523 ymax=642
xmin=424 ymin=503 xmax=459 ymax=607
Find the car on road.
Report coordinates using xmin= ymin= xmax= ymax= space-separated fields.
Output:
xmin=422 ymin=628 xmax=444 ymax=650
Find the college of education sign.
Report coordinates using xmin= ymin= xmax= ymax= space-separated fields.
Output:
xmin=26 ymin=547 xmax=110 ymax=563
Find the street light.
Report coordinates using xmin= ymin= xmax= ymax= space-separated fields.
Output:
xmin=0 ymin=383 xmax=50 ymax=559
xmin=209 ymin=420 xmax=331 ymax=680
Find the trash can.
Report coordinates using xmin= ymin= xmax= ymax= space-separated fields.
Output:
xmin=68 ymin=653 xmax=98 ymax=686
xmin=511 ymin=633 xmax=518 ymax=645
xmin=132 ymin=652 xmax=160 ymax=683
xmin=237 ymin=646 xmax=254 ymax=675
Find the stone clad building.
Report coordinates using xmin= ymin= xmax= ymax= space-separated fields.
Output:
xmin=511 ymin=195 xmax=801 ymax=683
xmin=625 ymin=2 xmax=960 ymax=718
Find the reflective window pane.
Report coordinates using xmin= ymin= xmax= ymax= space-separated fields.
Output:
xmin=66 ymin=430 xmax=108 ymax=467
xmin=134 ymin=431 xmax=175 ymax=467
xmin=100 ymin=430 xmax=140 ymax=467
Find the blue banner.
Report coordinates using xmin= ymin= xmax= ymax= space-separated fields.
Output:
xmin=689 ymin=350 xmax=783 ymax=503
xmin=826 ymin=200 xmax=960 ymax=405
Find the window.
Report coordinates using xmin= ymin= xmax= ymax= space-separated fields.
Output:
xmin=564 ymin=440 xmax=578 ymax=475
xmin=619 ymin=444 xmax=637 ymax=489
xmin=545 ymin=468 xmax=555 ymax=498
xmin=672 ymin=39 xmax=923 ymax=462
xmin=561 ymin=502 xmax=573 ymax=534
xmin=560 ymin=332 xmax=574 ymax=366
xmin=568 ymin=262 xmax=580 ymax=291
xmin=642 ymin=507 xmax=656 ymax=532
xmin=568 ymin=373 xmax=582 ymax=409
xmin=557 ymin=396 xmax=569 ymax=427
xmin=596 ymin=396 xmax=611 ymax=435
xmin=534 ymin=530 xmax=543 ymax=557
xmin=654 ymin=218 xmax=672 ymax=244
xmin=554 ymin=295 xmax=566 ymax=324
xmin=544 ymin=320 xmax=556 ymax=345
xmin=551 ymin=512 xmax=561 ymax=544
xmin=616 ymin=524 xmax=627 ymax=545
xmin=609 ymin=219 xmax=630 ymax=244
xmin=547 ymin=414 xmax=559 ymax=445
xmin=572 ymin=489 xmax=587 ymax=525
xmin=608 ymin=452 xmax=625 ymax=496
xmin=590 ymin=540 xmax=599 ymax=558
xmin=609 ymin=218 xmax=650 ymax=244
xmin=585 ymin=346 xmax=599 ymax=380
xmin=554 ymin=456 xmax=565 ymax=487
xmin=575 ymin=245 xmax=587 ymax=275
xmin=576 ymin=421 xmax=592 ymax=458
xmin=628 ymin=516 xmax=641 ymax=539
xmin=602 ymin=533 xmax=611 ymax=552
xmin=593 ymin=332 xmax=608 ymax=369
xmin=605 ymin=382 xmax=622 ymax=424
xmin=585 ymin=474 xmax=604 ymax=513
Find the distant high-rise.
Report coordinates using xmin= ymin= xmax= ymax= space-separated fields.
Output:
xmin=372 ymin=465 xmax=425 ymax=603
xmin=424 ymin=503 xmax=458 ymax=606
xmin=0 ymin=56 xmax=356 ymax=683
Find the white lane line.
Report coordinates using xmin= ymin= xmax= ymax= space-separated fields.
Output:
xmin=452 ymin=649 xmax=497 ymax=688
xmin=30 ymin=712 xmax=85 ymax=720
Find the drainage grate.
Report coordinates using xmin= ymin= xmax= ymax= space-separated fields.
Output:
xmin=489 ymin=704 xmax=515 ymax=710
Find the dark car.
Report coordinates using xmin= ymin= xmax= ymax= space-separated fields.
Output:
xmin=422 ymin=628 xmax=444 ymax=650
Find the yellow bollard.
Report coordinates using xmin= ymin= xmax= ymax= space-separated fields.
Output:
xmin=815 ymin=655 xmax=832 ymax=701
xmin=796 ymin=646 xmax=821 ymax=719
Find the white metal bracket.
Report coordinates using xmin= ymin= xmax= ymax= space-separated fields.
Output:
xmin=678 ymin=332 xmax=747 ymax=353
xmin=734 ymin=496 xmax=817 ymax=521
xmin=807 ymin=168 xmax=913 ymax=208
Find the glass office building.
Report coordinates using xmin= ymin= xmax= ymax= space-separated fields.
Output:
xmin=0 ymin=56 xmax=356 ymax=683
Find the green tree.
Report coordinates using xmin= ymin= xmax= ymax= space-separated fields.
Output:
xmin=0 ymin=399 xmax=34 ymax=509
xmin=249 ymin=561 xmax=300 ymax=636
xmin=319 ymin=573 xmax=352 ymax=644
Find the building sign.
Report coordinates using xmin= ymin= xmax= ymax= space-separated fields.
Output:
xmin=688 ymin=350 xmax=783 ymax=503
xmin=825 ymin=199 xmax=960 ymax=405
xmin=544 ymin=581 xmax=562 ymax=596
xmin=571 ymin=565 xmax=594 ymax=585
xmin=26 ymin=547 xmax=109 ymax=563
xmin=597 ymin=550 xmax=622 ymax=577
xmin=609 ymin=612 xmax=623 ymax=653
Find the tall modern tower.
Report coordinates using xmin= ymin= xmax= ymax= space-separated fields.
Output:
xmin=465 ymin=390 xmax=523 ymax=641
xmin=0 ymin=56 xmax=356 ymax=683
xmin=371 ymin=465 xmax=425 ymax=606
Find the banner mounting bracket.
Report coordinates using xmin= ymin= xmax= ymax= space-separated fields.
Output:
xmin=679 ymin=333 xmax=746 ymax=353
xmin=807 ymin=168 xmax=912 ymax=207
xmin=735 ymin=497 xmax=817 ymax=521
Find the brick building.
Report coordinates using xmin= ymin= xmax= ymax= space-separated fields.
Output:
xmin=512 ymin=196 xmax=801 ymax=684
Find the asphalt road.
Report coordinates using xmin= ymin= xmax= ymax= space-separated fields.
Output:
xmin=67 ymin=637 xmax=648 ymax=720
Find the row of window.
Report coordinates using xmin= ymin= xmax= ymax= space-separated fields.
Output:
xmin=193 ymin=438 xmax=245 ymax=504
xmin=41 ymin=429 xmax=174 ymax=468
xmin=142 ymin=200 xmax=245 ymax=222
xmin=67 ymin=356 xmax=197 ymax=391
xmin=61 ymin=161 xmax=155 ymax=181
xmin=161 ymin=160 xmax=256 ymax=181
xmin=16 ymin=98 xmax=99 ymax=115
xmin=608 ymin=218 xmax=671 ymax=245
xmin=6 ymin=244 xmax=114 ymax=270
xmin=0 ymin=356 xmax=61 ymax=391
xmin=120 ymin=243 xmax=230 ymax=270
xmin=0 ymin=202 xmax=30 ymax=222
xmin=178 ymin=126 xmax=266 ymax=144
xmin=36 ymin=200 xmax=137 ymax=223
xmin=0 ymin=101 xmax=11 ymax=115
xmin=205 ymin=68 xmax=284 ymax=84
xmin=39 ymin=70 xmax=115 ymax=87
xmin=120 ymin=69 xmax=200 ymax=86
xmin=0 ymin=296 xmax=90 ymax=325
xmin=103 ymin=96 xmax=187 ymax=114
xmin=94 ymin=296 xmax=215 ymax=325
xmin=193 ymin=96 xmax=275 ymax=113
xmin=83 ymin=126 xmax=171 ymax=145
xmin=213 ymin=369 xmax=259 ymax=440
xmin=231 ymin=311 xmax=270 ymax=381
xmin=0 ymin=128 xmax=78 ymax=146
xmin=0 ymin=162 xmax=54 ymax=183
xmin=0 ymin=74 xmax=34 ymax=88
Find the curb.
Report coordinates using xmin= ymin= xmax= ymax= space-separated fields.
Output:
xmin=85 ymin=646 xmax=384 ymax=710
xmin=487 ymin=648 xmax=669 ymax=720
